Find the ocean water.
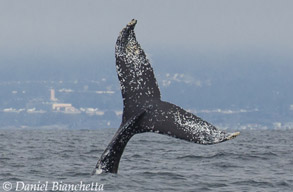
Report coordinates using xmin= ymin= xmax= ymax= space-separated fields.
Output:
xmin=1 ymin=128 xmax=292 ymax=192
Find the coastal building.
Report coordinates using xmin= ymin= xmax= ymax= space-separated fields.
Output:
xmin=50 ymin=89 xmax=80 ymax=114
xmin=50 ymin=89 xmax=58 ymax=101
xmin=52 ymin=103 xmax=80 ymax=114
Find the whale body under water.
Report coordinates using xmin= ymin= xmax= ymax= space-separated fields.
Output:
xmin=93 ymin=19 xmax=240 ymax=174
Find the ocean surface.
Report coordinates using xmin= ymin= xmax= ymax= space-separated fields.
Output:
xmin=1 ymin=128 xmax=292 ymax=192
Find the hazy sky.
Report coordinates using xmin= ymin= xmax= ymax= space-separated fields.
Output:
xmin=0 ymin=0 xmax=292 ymax=68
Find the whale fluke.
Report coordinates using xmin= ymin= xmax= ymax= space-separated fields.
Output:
xmin=115 ymin=19 xmax=160 ymax=124
xmin=93 ymin=19 xmax=240 ymax=174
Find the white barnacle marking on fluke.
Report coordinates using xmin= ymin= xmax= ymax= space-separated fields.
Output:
xmin=173 ymin=110 xmax=228 ymax=144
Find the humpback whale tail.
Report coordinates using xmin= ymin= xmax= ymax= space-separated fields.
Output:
xmin=93 ymin=19 xmax=240 ymax=174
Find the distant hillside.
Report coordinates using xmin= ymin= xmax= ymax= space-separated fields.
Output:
xmin=0 ymin=50 xmax=292 ymax=129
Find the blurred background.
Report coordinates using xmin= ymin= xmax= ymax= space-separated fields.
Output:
xmin=0 ymin=0 xmax=292 ymax=129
